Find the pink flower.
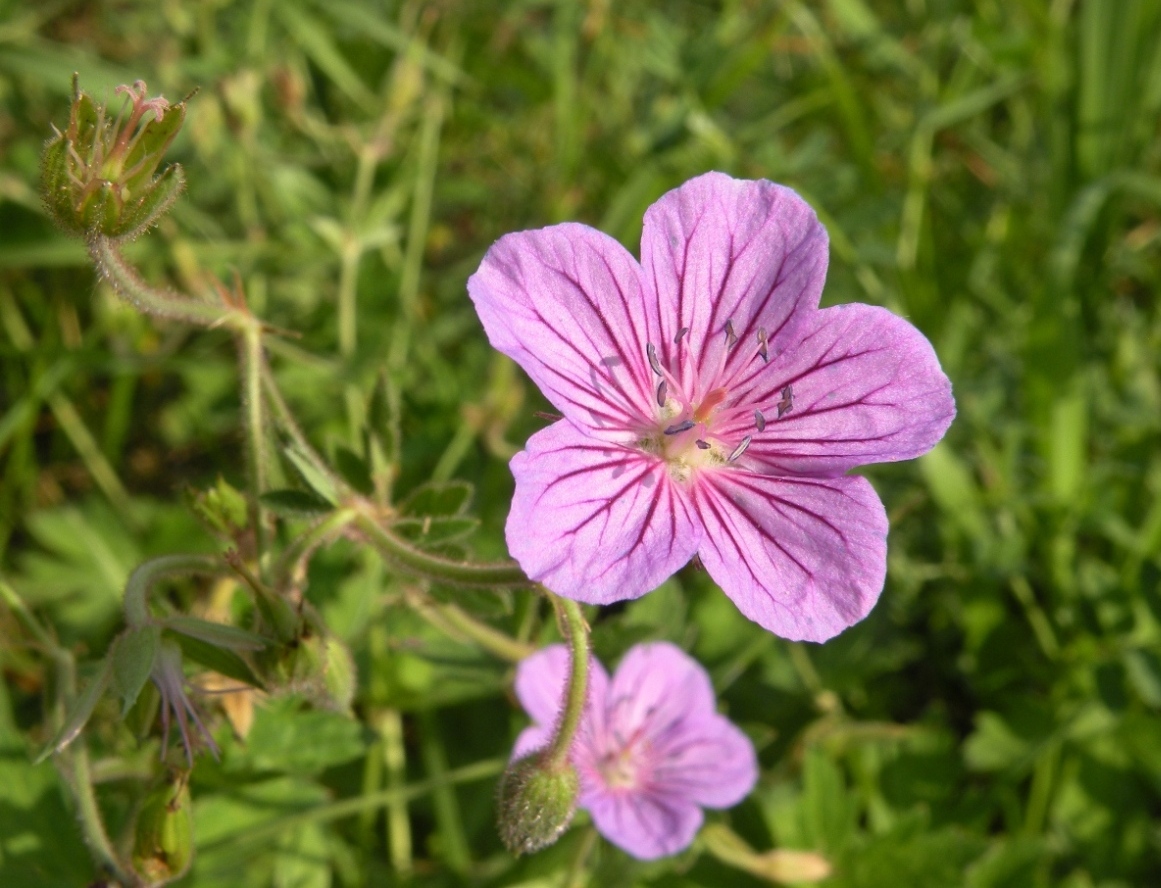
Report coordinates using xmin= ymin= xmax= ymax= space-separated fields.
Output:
xmin=469 ymin=172 xmax=955 ymax=641
xmin=513 ymin=642 xmax=756 ymax=859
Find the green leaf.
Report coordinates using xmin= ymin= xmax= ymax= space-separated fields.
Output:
xmin=260 ymin=488 xmax=333 ymax=518
xmin=283 ymin=443 xmax=339 ymax=504
xmin=391 ymin=515 xmax=479 ymax=547
xmin=35 ymin=659 xmax=112 ymax=763
xmin=164 ymin=616 xmax=267 ymax=652
xmin=110 ymin=624 xmax=161 ymax=715
xmin=231 ymin=697 xmax=368 ymax=774
xmin=333 ymin=445 xmax=373 ymax=495
xmin=173 ymin=633 xmax=263 ymax=690
xmin=398 ymin=480 xmax=473 ymax=518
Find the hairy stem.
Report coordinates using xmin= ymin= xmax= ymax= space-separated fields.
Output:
xmin=87 ymin=234 xmax=238 ymax=327
xmin=355 ymin=510 xmax=532 ymax=588
xmin=123 ymin=553 xmax=224 ymax=628
xmin=544 ymin=594 xmax=588 ymax=769
xmin=240 ymin=323 xmax=270 ymax=563
xmin=404 ymin=588 xmax=535 ymax=663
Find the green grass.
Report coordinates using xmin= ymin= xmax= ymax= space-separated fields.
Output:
xmin=2 ymin=1 xmax=1161 ymax=886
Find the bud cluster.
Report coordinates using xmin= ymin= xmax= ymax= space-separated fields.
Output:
xmin=42 ymin=77 xmax=187 ymax=240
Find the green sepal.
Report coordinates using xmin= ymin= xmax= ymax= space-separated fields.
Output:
xmin=35 ymin=658 xmax=113 ymax=763
xmin=122 ymin=101 xmax=186 ymax=191
xmin=163 ymin=615 xmax=267 ymax=652
xmin=110 ymin=624 xmax=162 ymax=715
xmin=133 ymin=775 xmax=193 ymax=884
xmin=41 ymin=135 xmax=86 ymax=236
xmin=113 ymin=162 xmax=185 ymax=240
xmin=173 ymin=632 xmax=264 ymax=690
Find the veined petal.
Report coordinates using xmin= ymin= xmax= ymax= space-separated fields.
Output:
xmin=640 ymin=172 xmax=827 ymax=402
xmin=692 ymin=473 xmax=888 ymax=643
xmin=650 ymin=714 xmax=757 ymax=809
xmin=468 ymin=223 xmax=659 ymax=439
xmin=506 ymin=422 xmax=702 ymax=605
xmin=582 ymin=789 xmax=703 ymax=860
xmin=725 ymin=303 xmax=956 ymax=475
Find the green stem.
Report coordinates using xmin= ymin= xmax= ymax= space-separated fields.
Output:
xmin=272 ymin=507 xmax=360 ymax=592
xmin=240 ymin=324 xmax=270 ymax=563
xmin=260 ymin=360 xmax=346 ymax=495
xmin=355 ymin=511 xmax=532 ymax=588
xmin=123 ymin=553 xmax=223 ymax=628
xmin=87 ymin=234 xmax=238 ymax=327
xmin=544 ymin=594 xmax=588 ymax=769
xmin=405 ymin=589 xmax=535 ymax=663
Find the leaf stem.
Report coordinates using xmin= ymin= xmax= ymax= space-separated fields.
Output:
xmin=240 ymin=323 xmax=270 ymax=563
xmin=404 ymin=588 xmax=535 ymax=663
xmin=354 ymin=510 xmax=532 ymax=588
xmin=123 ymin=553 xmax=224 ymax=628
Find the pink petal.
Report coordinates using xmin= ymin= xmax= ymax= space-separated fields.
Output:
xmin=583 ymin=788 xmax=704 ymax=860
xmin=468 ymin=223 xmax=660 ymax=440
xmin=692 ymin=473 xmax=888 ymax=642
xmin=724 ymin=303 xmax=956 ymax=475
xmin=639 ymin=172 xmax=827 ymax=403
xmin=506 ymin=422 xmax=702 ymax=605
xmin=512 ymin=724 xmax=554 ymax=761
xmin=604 ymin=643 xmax=757 ymax=808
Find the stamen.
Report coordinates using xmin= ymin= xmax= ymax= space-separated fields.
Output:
xmin=695 ymin=439 xmax=711 ymax=450
xmin=656 ymin=379 xmax=668 ymax=407
xmin=754 ymin=409 xmax=766 ymax=432
xmin=646 ymin=342 xmax=663 ymax=376
xmin=728 ymin=434 xmax=752 ymax=462
xmin=664 ymin=420 xmax=695 ymax=436
xmin=725 ymin=319 xmax=737 ymax=348
xmin=756 ymin=327 xmax=769 ymax=363
xmin=777 ymin=384 xmax=794 ymax=418
xmin=674 ymin=326 xmax=689 ymax=344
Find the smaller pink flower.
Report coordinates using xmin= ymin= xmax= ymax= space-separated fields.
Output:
xmin=513 ymin=642 xmax=757 ymax=859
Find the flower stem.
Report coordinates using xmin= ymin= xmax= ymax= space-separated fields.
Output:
xmin=354 ymin=510 xmax=532 ymax=588
xmin=404 ymin=588 xmax=535 ymax=663
xmin=240 ymin=323 xmax=270 ymax=563
xmin=544 ymin=594 xmax=588 ymax=770
xmin=87 ymin=234 xmax=238 ymax=327
xmin=123 ymin=553 xmax=224 ymax=628
xmin=272 ymin=507 xmax=360 ymax=592
xmin=260 ymin=359 xmax=347 ymax=495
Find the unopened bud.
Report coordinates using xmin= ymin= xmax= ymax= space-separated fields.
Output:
xmin=496 ymin=753 xmax=579 ymax=856
xmin=132 ymin=774 xmax=194 ymax=884
xmin=42 ymin=76 xmax=187 ymax=241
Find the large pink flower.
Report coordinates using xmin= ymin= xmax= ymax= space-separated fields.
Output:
xmin=469 ymin=172 xmax=955 ymax=642
xmin=513 ymin=642 xmax=756 ymax=859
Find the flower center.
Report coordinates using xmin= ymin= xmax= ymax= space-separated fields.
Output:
xmin=639 ymin=324 xmax=784 ymax=482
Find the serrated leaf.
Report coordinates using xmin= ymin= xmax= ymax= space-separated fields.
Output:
xmin=399 ymin=480 xmax=473 ymax=518
xmin=110 ymin=624 xmax=161 ymax=715
xmin=173 ymin=633 xmax=263 ymax=690
xmin=260 ymin=489 xmax=333 ymax=518
xmin=283 ymin=443 xmax=339 ymax=504
xmin=35 ymin=659 xmax=112 ymax=763
xmin=334 ymin=446 xmax=373 ymax=495
xmin=392 ymin=515 xmax=479 ymax=547
xmin=164 ymin=616 xmax=267 ymax=652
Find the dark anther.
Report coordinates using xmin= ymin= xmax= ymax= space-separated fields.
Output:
xmin=695 ymin=439 xmax=711 ymax=450
xmin=664 ymin=420 xmax=696 ymax=436
xmin=777 ymin=384 xmax=794 ymax=418
xmin=646 ymin=342 xmax=663 ymax=376
xmin=656 ymin=379 xmax=668 ymax=407
xmin=725 ymin=319 xmax=737 ymax=348
xmin=674 ymin=326 xmax=689 ymax=344
xmin=756 ymin=327 xmax=769 ymax=363
xmin=754 ymin=409 xmax=766 ymax=432
xmin=728 ymin=434 xmax=752 ymax=462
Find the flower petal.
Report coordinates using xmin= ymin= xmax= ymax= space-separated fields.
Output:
xmin=725 ymin=303 xmax=956 ymax=475
xmin=506 ymin=422 xmax=702 ymax=604
xmin=692 ymin=472 xmax=888 ymax=642
xmin=640 ymin=172 xmax=827 ymax=403
xmin=468 ymin=223 xmax=660 ymax=440
xmin=603 ymin=642 xmax=757 ymax=809
xmin=583 ymin=788 xmax=704 ymax=860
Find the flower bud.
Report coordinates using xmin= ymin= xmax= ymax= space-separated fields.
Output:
xmin=42 ymin=77 xmax=186 ymax=241
xmin=496 ymin=752 xmax=579 ymax=856
xmin=132 ymin=774 xmax=194 ymax=884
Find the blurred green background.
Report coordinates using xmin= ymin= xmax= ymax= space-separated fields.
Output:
xmin=2 ymin=0 xmax=1160 ymax=886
